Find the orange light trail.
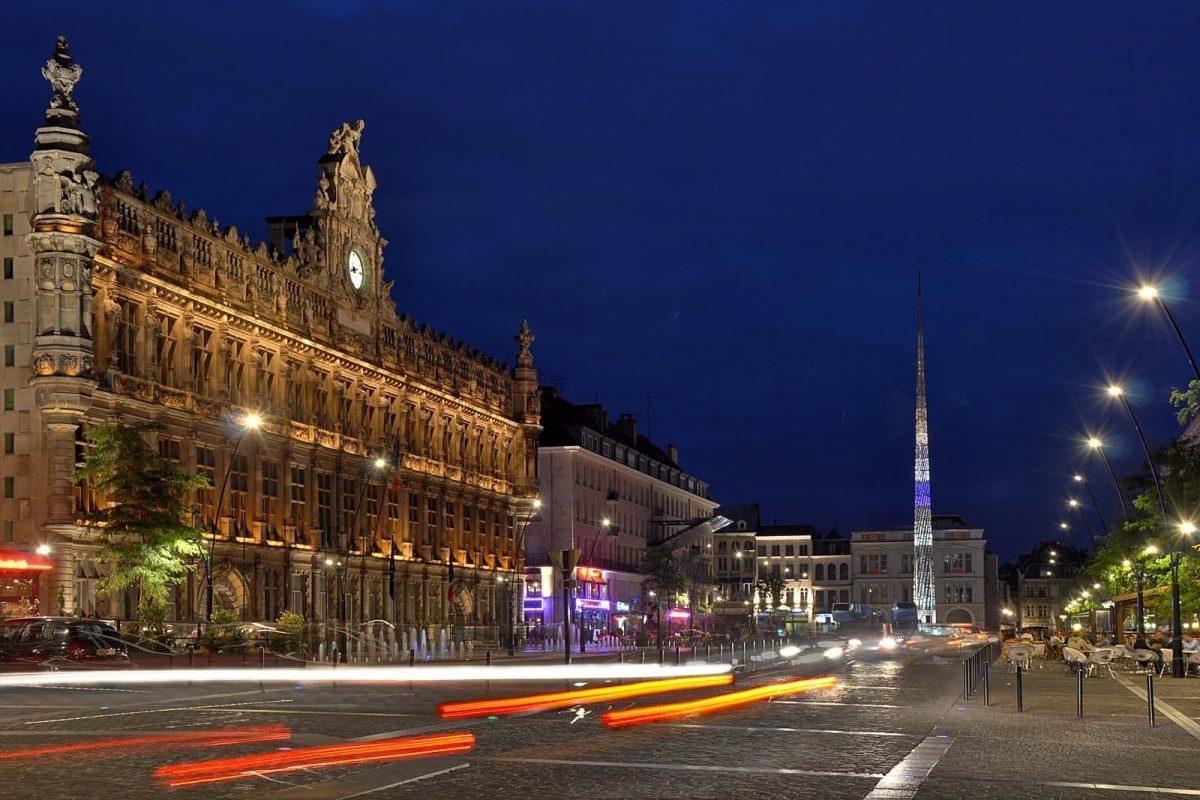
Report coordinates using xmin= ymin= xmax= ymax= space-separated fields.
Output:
xmin=438 ymin=674 xmax=732 ymax=719
xmin=154 ymin=732 xmax=476 ymax=788
xmin=600 ymin=676 xmax=837 ymax=729
xmin=0 ymin=725 xmax=290 ymax=761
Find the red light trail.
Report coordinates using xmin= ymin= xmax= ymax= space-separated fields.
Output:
xmin=0 ymin=725 xmax=290 ymax=761
xmin=154 ymin=732 xmax=476 ymax=788
xmin=600 ymin=676 xmax=837 ymax=729
xmin=438 ymin=674 xmax=732 ymax=719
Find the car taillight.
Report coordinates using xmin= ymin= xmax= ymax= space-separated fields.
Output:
xmin=68 ymin=642 xmax=86 ymax=660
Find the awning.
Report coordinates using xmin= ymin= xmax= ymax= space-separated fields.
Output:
xmin=0 ymin=550 xmax=53 ymax=571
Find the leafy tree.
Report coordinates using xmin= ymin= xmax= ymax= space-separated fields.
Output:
xmin=74 ymin=423 xmax=208 ymax=625
xmin=1169 ymin=379 xmax=1200 ymax=425
xmin=642 ymin=545 xmax=686 ymax=601
xmin=757 ymin=574 xmax=785 ymax=610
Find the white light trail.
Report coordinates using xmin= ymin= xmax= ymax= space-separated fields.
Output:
xmin=0 ymin=662 xmax=731 ymax=689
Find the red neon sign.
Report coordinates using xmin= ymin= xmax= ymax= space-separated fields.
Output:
xmin=0 ymin=550 xmax=52 ymax=571
xmin=575 ymin=567 xmax=605 ymax=582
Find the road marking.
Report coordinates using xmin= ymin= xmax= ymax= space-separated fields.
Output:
xmin=482 ymin=756 xmax=882 ymax=779
xmin=1114 ymin=673 xmax=1200 ymax=743
xmin=336 ymin=764 xmax=470 ymax=798
xmin=927 ymin=775 xmax=1200 ymax=797
xmin=23 ymin=698 xmax=295 ymax=725
xmin=864 ymin=733 xmax=955 ymax=799
xmin=667 ymin=723 xmax=914 ymax=737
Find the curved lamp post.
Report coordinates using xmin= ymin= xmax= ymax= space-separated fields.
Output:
xmin=1067 ymin=499 xmax=1097 ymax=549
xmin=1138 ymin=285 xmax=1200 ymax=382
xmin=506 ymin=497 xmax=541 ymax=657
xmin=1107 ymin=384 xmax=1186 ymax=677
xmin=1087 ymin=437 xmax=1131 ymax=525
xmin=204 ymin=412 xmax=261 ymax=625
xmin=1073 ymin=474 xmax=1110 ymax=539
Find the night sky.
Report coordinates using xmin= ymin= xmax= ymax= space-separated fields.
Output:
xmin=6 ymin=3 xmax=1200 ymax=560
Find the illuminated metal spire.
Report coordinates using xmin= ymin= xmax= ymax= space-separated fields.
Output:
xmin=913 ymin=270 xmax=936 ymax=624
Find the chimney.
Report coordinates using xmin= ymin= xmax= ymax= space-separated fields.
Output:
xmin=617 ymin=413 xmax=637 ymax=442
xmin=668 ymin=443 xmax=678 ymax=464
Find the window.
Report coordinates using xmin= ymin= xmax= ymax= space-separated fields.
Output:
xmin=316 ymin=473 xmax=333 ymax=547
xmin=426 ymin=496 xmax=439 ymax=530
xmin=290 ymin=572 xmax=306 ymax=615
xmin=229 ymin=455 xmax=249 ymax=531
xmin=839 ymin=563 xmax=849 ymax=581
xmin=770 ymin=545 xmax=780 ymax=556
xmin=261 ymin=460 xmax=280 ymax=530
xmin=901 ymin=553 xmax=913 ymax=574
xmin=289 ymin=467 xmax=306 ymax=526
xmin=2 ymin=521 xmax=11 ymax=542
xmin=3 ymin=302 xmax=13 ymax=323
xmin=799 ymin=544 xmax=808 ymax=556
xmin=195 ymin=445 xmax=215 ymax=522
xmin=3 ymin=345 xmax=13 ymax=367
xmin=757 ymin=545 xmax=765 ymax=556
xmin=2 ymin=258 xmax=11 ymax=279
xmin=445 ymin=501 xmax=456 ymax=532
xmin=943 ymin=553 xmax=973 ymax=574
xmin=860 ymin=554 xmax=888 ymax=575
xmin=3 ymin=389 xmax=11 ymax=411
xmin=3 ymin=433 xmax=12 ymax=454
xmin=462 ymin=504 xmax=473 ymax=533
xmin=2 ymin=214 xmax=12 ymax=236
xmin=785 ymin=544 xmax=794 ymax=556
xmin=815 ymin=563 xmax=825 ymax=581
xmin=341 ymin=478 xmax=357 ymax=540
xmin=3 ymin=476 xmax=13 ymax=498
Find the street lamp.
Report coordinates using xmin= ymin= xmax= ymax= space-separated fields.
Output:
xmin=204 ymin=412 xmax=262 ymax=625
xmin=1067 ymin=498 xmax=1097 ymax=549
xmin=1107 ymin=383 xmax=1186 ymax=677
xmin=1072 ymin=474 xmax=1110 ymax=538
xmin=1136 ymin=284 xmax=1200 ymax=381
xmin=506 ymin=497 xmax=541 ymax=657
xmin=1086 ymin=436 xmax=1131 ymax=525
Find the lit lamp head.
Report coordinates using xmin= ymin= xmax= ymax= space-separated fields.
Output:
xmin=1145 ymin=544 xmax=1159 ymax=556
xmin=1059 ymin=522 xmax=1069 ymax=530
xmin=241 ymin=412 xmax=262 ymax=430
xmin=373 ymin=457 xmax=388 ymax=470
xmin=324 ymin=558 xmax=335 ymax=567
xmin=532 ymin=498 xmax=542 ymax=510
xmin=1138 ymin=285 xmax=1159 ymax=301
xmin=1180 ymin=521 xmax=1198 ymax=536
xmin=1106 ymin=385 xmax=1124 ymax=398
xmin=1068 ymin=499 xmax=1080 ymax=508
xmin=35 ymin=544 xmax=50 ymax=556
xmin=1087 ymin=437 xmax=1103 ymax=450
xmin=601 ymin=518 xmax=611 ymax=528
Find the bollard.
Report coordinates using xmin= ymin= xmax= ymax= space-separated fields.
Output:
xmin=641 ymin=650 xmax=646 ymax=664
xmin=963 ymin=659 xmax=970 ymax=700
xmin=675 ymin=644 xmax=681 ymax=666
xmin=983 ymin=658 xmax=990 ymax=706
xmin=409 ymin=648 xmax=416 ymax=667
xmin=1147 ymin=672 xmax=1156 ymax=727
xmin=1076 ymin=667 xmax=1084 ymax=718
xmin=707 ymin=644 xmax=711 ymax=662
xmin=1016 ymin=664 xmax=1024 ymax=712
xmin=658 ymin=648 xmax=664 ymax=665
xmin=486 ymin=649 xmax=492 ymax=667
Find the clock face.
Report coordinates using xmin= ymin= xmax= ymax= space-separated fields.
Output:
xmin=347 ymin=250 xmax=365 ymax=290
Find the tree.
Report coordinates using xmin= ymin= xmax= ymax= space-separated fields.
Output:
xmin=757 ymin=574 xmax=785 ymax=610
xmin=74 ymin=423 xmax=208 ymax=624
xmin=642 ymin=545 xmax=686 ymax=601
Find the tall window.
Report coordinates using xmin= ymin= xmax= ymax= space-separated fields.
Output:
xmin=229 ymin=455 xmax=249 ymax=531
xmin=156 ymin=315 xmax=176 ymax=384
xmin=462 ymin=503 xmax=473 ymax=534
xmin=839 ymin=563 xmax=849 ymax=581
xmin=261 ymin=460 xmax=280 ymax=533
xmin=195 ymin=445 xmax=216 ymax=524
xmin=316 ymin=472 xmax=333 ymax=548
xmin=289 ymin=467 xmax=306 ymax=528
xmin=815 ymin=563 xmax=824 ymax=581
xmin=943 ymin=553 xmax=972 ymax=574
xmin=408 ymin=492 xmax=420 ymax=540
xmin=426 ymin=496 xmax=440 ymax=536
xmin=341 ymin=478 xmax=357 ymax=542
xmin=115 ymin=300 xmax=139 ymax=375
xmin=191 ymin=326 xmax=212 ymax=390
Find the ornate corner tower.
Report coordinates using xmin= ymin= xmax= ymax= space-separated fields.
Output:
xmin=28 ymin=37 xmax=99 ymax=524
xmin=512 ymin=320 xmax=541 ymax=496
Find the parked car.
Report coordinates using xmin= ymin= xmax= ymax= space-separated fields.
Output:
xmin=0 ymin=617 xmax=130 ymax=668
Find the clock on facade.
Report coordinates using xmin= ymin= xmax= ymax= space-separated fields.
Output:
xmin=347 ymin=249 xmax=365 ymax=290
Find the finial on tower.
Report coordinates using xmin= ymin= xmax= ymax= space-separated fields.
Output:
xmin=41 ymin=36 xmax=83 ymax=125
xmin=515 ymin=320 xmax=535 ymax=367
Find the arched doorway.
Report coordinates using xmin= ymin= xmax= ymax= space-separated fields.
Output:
xmin=195 ymin=563 xmax=247 ymax=617
xmin=945 ymin=608 xmax=973 ymax=625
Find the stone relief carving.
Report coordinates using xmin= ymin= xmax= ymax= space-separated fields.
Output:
xmin=42 ymin=36 xmax=82 ymax=112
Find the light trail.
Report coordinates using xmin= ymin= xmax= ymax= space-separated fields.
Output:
xmin=600 ymin=676 xmax=837 ymax=729
xmin=0 ymin=725 xmax=291 ymax=760
xmin=154 ymin=732 xmax=476 ymax=788
xmin=0 ymin=663 xmax=729 ymax=689
xmin=438 ymin=674 xmax=732 ymax=719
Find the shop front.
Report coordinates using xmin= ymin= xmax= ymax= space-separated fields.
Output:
xmin=0 ymin=549 xmax=53 ymax=617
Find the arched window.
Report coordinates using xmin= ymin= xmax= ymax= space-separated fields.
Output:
xmin=815 ymin=564 xmax=825 ymax=581
xmin=839 ymin=563 xmax=849 ymax=581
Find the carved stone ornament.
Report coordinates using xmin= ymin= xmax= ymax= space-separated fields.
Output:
xmin=42 ymin=36 xmax=82 ymax=113
xmin=328 ymin=120 xmax=365 ymax=157
xmin=514 ymin=320 xmax=535 ymax=367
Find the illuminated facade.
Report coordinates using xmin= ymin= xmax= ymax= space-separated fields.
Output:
xmin=2 ymin=38 xmax=539 ymax=641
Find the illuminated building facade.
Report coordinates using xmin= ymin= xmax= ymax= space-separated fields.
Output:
xmin=524 ymin=388 xmax=718 ymax=641
xmin=1 ymin=38 xmax=539 ymax=640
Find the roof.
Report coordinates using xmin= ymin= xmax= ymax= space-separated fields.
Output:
xmin=539 ymin=387 xmax=679 ymax=467
xmin=758 ymin=523 xmax=818 ymax=538
xmin=716 ymin=503 xmax=760 ymax=532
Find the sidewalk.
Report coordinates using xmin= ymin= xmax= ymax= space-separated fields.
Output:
xmin=916 ymin=660 xmax=1200 ymax=797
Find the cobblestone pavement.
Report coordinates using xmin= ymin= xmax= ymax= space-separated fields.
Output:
xmin=0 ymin=652 xmax=1197 ymax=799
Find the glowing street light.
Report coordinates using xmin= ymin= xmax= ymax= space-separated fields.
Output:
xmin=1135 ymin=283 xmax=1200 ymax=381
xmin=35 ymin=544 xmax=50 ymax=556
xmin=1067 ymin=498 xmax=1096 ymax=549
xmin=1071 ymin=473 xmax=1110 ymax=540
xmin=1085 ymin=435 xmax=1131 ymax=525
xmin=204 ymin=411 xmax=264 ymax=625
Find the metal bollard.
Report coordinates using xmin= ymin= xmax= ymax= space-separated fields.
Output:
xmin=675 ymin=644 xmax=681 ymax=666
xmin=983 ymin=659 xmax=990 ymax=706
xmin=409 ymin=649 xmax=416 ymax=667
xmin=1016 ymin=664 xmax=1024 ymax=712
xmin=707 ymin=644 xmax=711 ymax=662
xmin=1076 ymin=667 xmax=1084 ymax=718
xmin=658 ymin=648 xmax=664 ymax=665
xmin=486 ymin=649 xmax=492 ymax=667
xmin=1147 ymin=672 xmax=1156 ymax=727
xmin=963 ymin=660 xmax=970 ymax=700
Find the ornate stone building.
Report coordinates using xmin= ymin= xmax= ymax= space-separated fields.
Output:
xmin=0 ymin=38 xmax=540 ymax=641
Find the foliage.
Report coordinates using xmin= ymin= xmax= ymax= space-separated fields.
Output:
xmin=1169 ymin=378 xmax=1200 ymax=425
xmin=271 ymin=610 xmax=306 ymax=654
xmin=757 ymin=574 xmax=785 ymax=609
xmin=198 ymin=608 xmax=244 ymax=652
xmin=74 ymin=423 xmax=208 ymax=623
xmin=641 ymin=545 xmax=686 ymax=601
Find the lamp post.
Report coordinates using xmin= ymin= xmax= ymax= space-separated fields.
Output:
xmin=1073 ymin=474 xmax=1110 ymax=538
xmin=204 ymin=412 xmax=262 ymax=625
xmin=1137 ymin=285 xmax=1200 ymax=382
xmin=1067 ymin=499 xmax=1097 ymax=549
xmin=353 ymin=457 xmax=389 ymax=625
xmin=1058 ymin=521 xmax=1076 ymax=549
xmin=506 ymin=497 xmax=540 ymax=657
xmin=1087 ymin=437 xmax=1131 ymax=525
xmin=323 ymin=556 xmax=347 ymax=661
xmin=1123 ymin=543 xmax=1158 ymax=638
xmin=1107 ymin=384 xmax=1186 ymax=677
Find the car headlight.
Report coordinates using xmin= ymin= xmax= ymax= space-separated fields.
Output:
xmin=824 ymin=646 xmax=844 ymax=660
xmin=847 ymin=638 xmax=863 ymax=649
xmin=878 ymin=636 xmax=898 ymax=650
xmin=779 ymin=645 xmax=800 ymax=658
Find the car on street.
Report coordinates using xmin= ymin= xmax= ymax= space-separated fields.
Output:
xmin=0 ymin=616 xmax=131 ymax=669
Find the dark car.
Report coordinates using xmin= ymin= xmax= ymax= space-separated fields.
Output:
xmin=0 ymin=617 xmax=130 ymax=668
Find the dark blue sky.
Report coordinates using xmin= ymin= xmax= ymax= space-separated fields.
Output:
xmin=7 ymin=2 xmax=1200 ymax=559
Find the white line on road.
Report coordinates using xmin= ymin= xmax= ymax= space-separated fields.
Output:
xmin=335 ymin=763 xmax=470 ymax=799
xmin=23 ymin=698 xmax=295 ymax=725
xmin=863 ymin=733 xmax=955 ymax=799
xmin=771 ymin=700 xmax=902 ymax=708
xmin=1114 ymin=673 xmax=1200 ymax=743
xmin=666 ymin=723 xmax=915 ymax=737
xmin=482 ymin=756 xmax=883 ymax=780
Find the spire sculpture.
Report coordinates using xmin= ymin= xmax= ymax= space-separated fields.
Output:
xmin=913 ymin=272 xmax=936 ymax=624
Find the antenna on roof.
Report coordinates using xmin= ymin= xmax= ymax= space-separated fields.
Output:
xmin=549 ymin=374 xmax=565 ymax=394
